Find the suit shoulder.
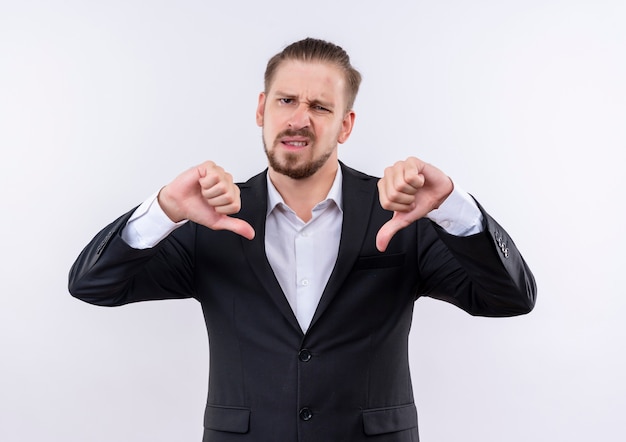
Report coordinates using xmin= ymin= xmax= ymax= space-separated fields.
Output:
xmin=339 ymin=162 xmax=380 ymax=181
xmin=236 ymin=169 xmax=268 ymax=188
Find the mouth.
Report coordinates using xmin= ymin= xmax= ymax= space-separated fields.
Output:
xmin=273 ymin=128 xmax=316 ymax=151
xmin=280 ymin=138 xmax=310 ymax=150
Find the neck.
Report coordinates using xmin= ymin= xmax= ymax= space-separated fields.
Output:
xmin=269 ymin=161 xmax=339 ymax=222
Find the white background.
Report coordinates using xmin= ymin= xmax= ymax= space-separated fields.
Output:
xmin=1 ymin=0 xmax=625 ymax=441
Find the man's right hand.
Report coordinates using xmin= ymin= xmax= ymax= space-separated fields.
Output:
xmin=158 ymin=161 xmax=255 ymax=240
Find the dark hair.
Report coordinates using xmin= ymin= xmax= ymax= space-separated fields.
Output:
xmin=264 ymin=38 xmax=362 ymax=111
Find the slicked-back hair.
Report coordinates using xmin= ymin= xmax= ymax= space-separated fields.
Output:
xmin=264 ymin=38 xmax=362 ymax=111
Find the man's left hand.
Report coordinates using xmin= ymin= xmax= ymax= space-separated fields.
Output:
xmin=376 ymin=157 xmax=453 ymax=252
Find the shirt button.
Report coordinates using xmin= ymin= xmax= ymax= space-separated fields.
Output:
xmin=298 ymin=349 xmax=312 ymax=362
xmin=299 ymin=407 xmax=313 ymax=421
xmin=301 ymin=279 xmax=309 ymax=286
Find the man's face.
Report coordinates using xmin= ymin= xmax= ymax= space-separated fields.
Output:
xmin=256 ymin=60 xmax=355 ymax=180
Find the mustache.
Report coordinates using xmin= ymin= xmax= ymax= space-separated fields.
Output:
xmin=274 ymin=128 xmax=316 ymax=144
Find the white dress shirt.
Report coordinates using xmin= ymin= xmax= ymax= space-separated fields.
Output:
xmin=264 ymin=169 xmax=343 ymax=331
xmin=121 ymin=164 xmax=484 ymax=331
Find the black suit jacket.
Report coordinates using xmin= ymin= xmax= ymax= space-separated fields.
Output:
xmin=69 ymin=163 xmax=536 ymax=442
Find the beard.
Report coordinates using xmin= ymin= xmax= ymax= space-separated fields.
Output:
xmin=263 ymin=128 xmax=334 ymax=180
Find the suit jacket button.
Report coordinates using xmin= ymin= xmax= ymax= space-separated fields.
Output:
xmin=298 ymin=349 xmax=312 ymax=362
xmin=299 ymin=407 xmax=313 ymax=421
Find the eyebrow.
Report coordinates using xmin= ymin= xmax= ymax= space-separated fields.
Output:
xmin=273 ymin=90 xmax=334 ymax=110
xmin=274 ymin=91 xmax=296 ymax=99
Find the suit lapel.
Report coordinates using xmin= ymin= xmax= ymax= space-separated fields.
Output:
xmin=308 ymin=163 xmax=377 ymax=331
xmin=237 ymin=171 xmax=303 ymax=335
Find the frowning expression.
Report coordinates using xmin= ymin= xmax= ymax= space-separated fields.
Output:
xmin=256 ymin=60 xmax=355 ymax=180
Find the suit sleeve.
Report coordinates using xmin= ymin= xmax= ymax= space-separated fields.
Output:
xmin=416 ymin=203 xmax=537 ymax=317
xmin=68 ymin=209 xmax=196 ymax=306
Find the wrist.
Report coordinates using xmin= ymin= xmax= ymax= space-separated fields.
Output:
xmin=157 ymin=186 xmax=186 ymax=223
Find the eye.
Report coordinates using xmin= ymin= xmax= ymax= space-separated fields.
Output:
xmin=312 ymin=105 xmax=331 ymax=113
xmin=279 ymin=98 xmax=294 ymax=105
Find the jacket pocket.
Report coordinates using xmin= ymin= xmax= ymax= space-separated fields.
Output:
xmin=204 ymin=404 xmax=250 ymax=433
xmin=362 ymin=403 xmax=418 ymax=435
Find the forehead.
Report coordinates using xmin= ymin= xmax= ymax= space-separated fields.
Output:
xmin=268 ymin=60 xmax=347 ymax=103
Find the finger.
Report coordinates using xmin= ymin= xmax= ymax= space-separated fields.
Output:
xmin=206 ymin=215 xmax=256 ymax=240
xmin=203 ymin=182 xmax=240 ymax=212
xmin=379 ymin=197 xmax=416 ymax=214
xmin=388 ymin=158 xmax=425 ymax=192
xmin=378 ymin=179 xmax=415 ymax=211
xmin=402 ymin=163 xmax=425 ymax=190
xmin=375 ymin=215 xmax=410 ymax=252
xmin=200 ymin=181 xmax=226 ymax=200
xmin=199 ymin=173 xmax=232 ymax=200
xmin=379 ymin=162 xmax=423 ymax=207
xmin=208 ymin=195 xmax=241 ymax=214
xmin=376 ymin=220 xmax=399 ymax=252
xmin=387 ymin=161 xmax=420 ymax=195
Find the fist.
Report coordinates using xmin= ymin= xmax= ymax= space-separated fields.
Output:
xmin=158 ymin=161 xmax=255 ymax=240
xmin=376 ymin=157 xmax=453 ymax=252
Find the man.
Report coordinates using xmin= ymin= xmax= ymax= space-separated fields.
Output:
xmin=69 ymin=38 xmax=536 ymax=441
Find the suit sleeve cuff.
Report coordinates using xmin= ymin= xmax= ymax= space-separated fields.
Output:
xmin=426 ymin=186 xmax=484 ymax=236
xmin=121 ymin=191 xmax=188 ymax=249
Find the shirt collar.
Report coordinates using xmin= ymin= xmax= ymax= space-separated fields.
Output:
xmin=266 ymin=164 xmax=344 ymax=217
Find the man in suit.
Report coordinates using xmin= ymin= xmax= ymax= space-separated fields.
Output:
xmin=69 ymin=38 xmax=536 ymax=441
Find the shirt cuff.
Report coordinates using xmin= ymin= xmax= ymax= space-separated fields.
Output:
xmin=121 ymin=191 xmax=188 ymax=249
xmin=426 ymin=186 xmax=484 ymax=236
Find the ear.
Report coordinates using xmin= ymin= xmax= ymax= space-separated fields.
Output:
xmin=256 ymin=92 xmax=266 ymax=127
xmin=337 ymin=110 xmax=356 ymax=144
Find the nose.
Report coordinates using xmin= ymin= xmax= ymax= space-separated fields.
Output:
xmin=288 ymin=103 xmax=310 ymax=130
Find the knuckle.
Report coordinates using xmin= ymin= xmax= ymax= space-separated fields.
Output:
xmin=213 ymin=181 xmax=226 ymax=193
xmin=387 ymin=187 xmax=402 ymax=201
